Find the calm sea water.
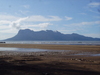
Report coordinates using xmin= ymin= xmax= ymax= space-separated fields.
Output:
xmin=4 ymin=41 xmax=100 ymax=45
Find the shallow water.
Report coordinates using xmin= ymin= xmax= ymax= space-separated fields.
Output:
xmin=0 ymin=47 xmax=49 ymax=52
xmin=74 ymin=53 xmax=100 ymax=56
xmin=91 ymin=54 xmax=100 ymax=56
xmin=0 ymin=47 xmax=100 ymax=56
xmin=0 ymin=47 xmax=70 ymax=52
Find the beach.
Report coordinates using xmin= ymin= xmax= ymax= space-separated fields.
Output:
xmin=0 ymin=44 xmax=100 ymax=75
xmin=0 ymin=43 xmax=100 ymax=50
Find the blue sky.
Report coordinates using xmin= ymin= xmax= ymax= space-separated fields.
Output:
xmin=0 ymin=0 xmax=100 ymax=40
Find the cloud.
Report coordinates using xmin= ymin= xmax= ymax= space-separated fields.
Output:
xmin=0 ymin=14 xmax=62 ymax=31
xmin=7 ymin=15 xmax=60 ymax=30
xmin=21 ymin=23 xmax=52 ymax=29
xmin=49 ymin=16 xmax=62 ymax=21
xmin=0 ymin=28 xmax=18 ymax=33
xmin=65 ymin=21 xmax=100 ymax=26
xmin=86 ymin=2 xmax=100 ymax=14
xmin=88 ymin=2 xmax=100 ymax=7
xmin=0 ymin=25 xmax=10 ymax=29
xmin=0 ymin=14 xmax=62 ymax=38
xmin=58 ymin=29 xmax=77 ymax=34
xmin=26 ymin=15 xmax=62 ymax=22
xmin=0 ymin=15 xmax=19 ymax=21
xmin=84 ymin=33 xmax=100 ymax=38
xmin=0 ymin=20 xmax=11 ymax=25
xmin=9 ymin=17 xmax=28 ymax=29
xmin=0 ymin=15 xmax=62 ymax=22
xmin=65 ymin=16 xmax=72 ymax=20
xmin=19 ymin=10 xmax=30 ymax=14
xmin=36 ymin=23 xmax=52 ymax=28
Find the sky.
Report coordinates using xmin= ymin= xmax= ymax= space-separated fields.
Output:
xmin=0 ymin=0 xmax=100 ymax=40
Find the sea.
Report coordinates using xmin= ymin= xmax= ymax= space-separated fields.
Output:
xmin=3 ymin=41 xmax=100 ymax=45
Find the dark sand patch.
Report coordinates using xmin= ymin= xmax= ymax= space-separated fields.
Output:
xmin=0 ymin=44 xmax=100 ymax=75
xmin=0 ymin=51 xmax=100 ymax=75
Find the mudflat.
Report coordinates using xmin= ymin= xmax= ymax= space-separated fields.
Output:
xmin=0 ymin=43 xmax=100 ymax=50
xmin=0 ymin=44 xmax=100 ymax=75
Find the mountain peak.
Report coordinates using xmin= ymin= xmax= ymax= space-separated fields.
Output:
xmin=5 ymin=29 xmax=100 ymax=41
xmin=72 ymin=33 xmax=79 ymax=35
xmin=19 ymin=29 xmax=33 ymax=32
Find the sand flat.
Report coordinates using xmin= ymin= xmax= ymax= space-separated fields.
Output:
xmin=0 ymin=44 xmax=100 ymax=75
xmin=0 ymin=43 xmax=100 ymax=51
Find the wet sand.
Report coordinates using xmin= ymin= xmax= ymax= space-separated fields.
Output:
xmin=0 ymin=43 xmax=100 ymax=51
xmin=0 ymin=44 xmax=100 ymax=75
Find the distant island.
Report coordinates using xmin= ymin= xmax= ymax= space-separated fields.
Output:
xmin=4 ymin=29 xmax=100 ymax=41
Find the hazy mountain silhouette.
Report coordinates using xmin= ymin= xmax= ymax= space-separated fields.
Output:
xmin=5 ymin=29 xmax=100 ymax=41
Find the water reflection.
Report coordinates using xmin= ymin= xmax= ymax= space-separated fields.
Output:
xmin=74 ymin=53 xmax=100 ymax=56
xmin=0 ymin=47 xmax=48 ymax=52
xmin=0 ymin=47 xmax=70 ymax=52
xmin=0 ymin=47 xmax=100 ymax=56
xmin=91 ymin=54 xmax=100 ymax=56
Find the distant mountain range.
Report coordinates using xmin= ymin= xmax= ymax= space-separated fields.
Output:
xmin=4 ymin=29 xmax=100 ymax=41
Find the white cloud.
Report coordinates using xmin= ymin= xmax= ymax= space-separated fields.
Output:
xmin=0 ymin=15 xmax=19 ymax=21
xmin=0 ymin=25 xmax=9 ymax=29
xmin=88 ymin=2 xmax=100 ymax=7
xmin=0 ymin=15 xmax=62 ymax=23
xmin=0 ymin=17 xmax=28 ymax=30
xmin=0 ymin=20 xmax=11 ymax=25
xmin=84 ymin=33 xmax=100 ymax=38
xmin=0 ymin=14 xmax=62 ymax=40
xmin=26 ymin=15 xmax=62 ymax=22
xmin=9 ymin=17 xmax=28 ymax=29
xmin=86 ymin=2 xmax=100 ymax=14
xmin=49 ymin=16 xmax=62 ymax=21
xmin=20 ymin=23 xmax=52 ymax=31
xmin=36 ymin=23 xmax=52 ymax=28
xmin=21 ymin=23 xmax=52 ymax=29
xmin=19 ymin=10 xmax=30 ymax=14
xmin=58 ymin=29 xmax=77 ymax=34
xmin=66 ymin=21 xmax=100 ymax=26
xmin=65 ymin=16 xmax=72 ymax=20
xmin=0 ymin=28 xmax=18 ymax=33
xmin=0 ymin=14 xmax=62 ymax=31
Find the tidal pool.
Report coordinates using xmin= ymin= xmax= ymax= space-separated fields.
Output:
xmin=0 ymin=47 xmax=70 ymax=52
xmin=74 ymin=53 xmax=100 ymax=56
xmin=0 ymin=47 xmax=50 ymax=52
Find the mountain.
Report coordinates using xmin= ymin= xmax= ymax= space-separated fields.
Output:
xmin=5 ymin=29 xmax=100 ymax=41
